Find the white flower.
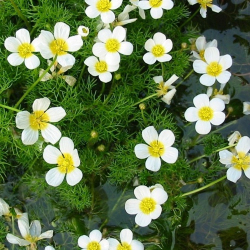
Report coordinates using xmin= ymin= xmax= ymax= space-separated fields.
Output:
xmin=154 ymin=74 xmax=178 ymax=105
xmin=193 ymin=47 xmax=232 ymax=86
xmin=38 ymin=22 xmax=83 ymax=67
xmin=134 ymin=126 xmax=178 ymax=172
xmin=228 ymin=131 xmax=241 ymax=146
xmin=143 ymin=32 xmax=173 ymax=65
xmin=0 ymin=198 xmax=22 ymax=219
xmin=125 ymin=185 xmax=168 ymax=227
xmin=45 ymin=247 xmax=55 ymax=250
xmin=188 ymin=0 xmax=222 ymax=18
xmin=85 ymin=0 xmax=123 ymax=23
xmin=92 ymin=26 xmax=133 ymax=65
xmin=78 ymin=229 xmax=109 ymax=250
xmin=108 ymin=228 xmax=144 ymax=250
xmin=129 ymin=0 xmax=146 ymax=19
xmin=207 ymin=84 xmax=230 ymax=104
xmin=6 ymin=213 xmax=53 ymax=247
xmin=43 ymin=137 xmax=82 ymax=187
xmin=138 ymin=0 xmax=174 ymax=19
xmin=84 ymin=56 xmax=119 ymax=83
xmin=16 ymin=97 xmax=66 ymax=145
xmin=115 ymin=5 xmax=138 ymax=26
xmin=243 ymin=102 xmax=250 ymax=115
xmin=77 ymin=26 xmax=90 ymax=37
xmin=219 ymin=136 xmax=250 ymax=183
xmin=191 ymin=36 xmax=217 ymax=61
xmin=4 ymin=28 xmax=40 ymax=69
xmin=184 ymin=93 xmax=225 ymax=135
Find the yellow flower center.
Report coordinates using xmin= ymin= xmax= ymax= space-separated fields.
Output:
xmin=206 ymin=62 xmax=223 ymax=77
xmin=156 ymin=81 xmax=168 ymax=96
xmin=18 ymin=43 xmax=35 ymax=58
xmin=199 ymin=49 xmax=205 ymax=61
xmin=198 ymin=106 xmax=214 ymax=121
xmin=57 ymin=153 xmax=75 ymax=174
xmin=105 ymin=38 xmax=120 ymax=53
xmin=117 ymin=242 xmax=132 ymax=250
xmin=82 ymin=28 xmax=88 ymax=33
xmin=96 ymin=0 xmax=111 ymax=12
xmin=87 ymin=241 xmax=101 ymax=250
xmin=139 ymin=197 xmax=156 ymax=214
xmin=148 ymin=140 xmax=165 ymax=157
xmin=29 ymin=110 xmax=50 ymax=131
xmin=25 ymin=234 xmax=39 ymax=243
xmin=149 ymin=0 xmax=162 ymax=7
xmin=197 ymin=0 xmax=212 ymax=8
xmin=95 ymin=61 xmax=108 ymax=73
xmin=49 ymin=38 xmax=68 ymax=55
xmin=152 ymin=45 xmax=165 ymax=57
xmin=231 ymin=152 xmax=250 ymax=171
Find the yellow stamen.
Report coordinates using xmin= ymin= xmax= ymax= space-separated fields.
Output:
xmin=49 ymin=38 xmax=68 ymax=56
xmin=149 ymin=0 xmax=162 ymax=7
xmin=199 ymin=49 xmax=205 ymax=61
xmin=96 ymin=0 xmax=111 ymax=12
xmin=95 ymin=61 xmax=108 ymax=73
xmin=57 ymin=153 xmax=75 ymax=174
xmin=206 ymin=62 xmax=223 ymax=77
xmin=18 ymin=43 xmax=35 ymax=58
xmin=152 ymin=45 xmax=165 ymax=57
xmin=198 ymin=106 xmax=214 ymax=121
xmin=29 ymin=110 xmax=50 ymax=130
xmin=231 ymin=152 xmax=250 ymax=171
xmin=105 ymin=38 xmax=120 ymax=52
xmin=197 ymin=0 xmax=213 ymax=8
xmin=117 ymin=242 xmax=132 ymax=250
xmin=87 ymin=241 xmax=101 ymax=250
xmin=156 ymin=81 xmax=168 ymax=96
xmin=139 ymin=197 xmax=156 ymax=214
xmin=148 ymin=140 xmax=165 ymax=157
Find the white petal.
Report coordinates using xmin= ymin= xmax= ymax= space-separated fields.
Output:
xmin=41 ymin=124 xmax=62 ymax=144
xmin=32 ymin=97 xmax=50 ymax=112
xmin=204 ymin=47 xmax=220 ymax=64
xmin=200 ymin=7 xmax=207 ymax=18
xmin=162 ymin=0 xmax=174 ymax=9
xmin=16 ymin=111 xmax=31 ymax=129
xmin=219 ymin=150 xmax=233 ymax=165
xmin=108 ymin=238 xmax=120 ymax=250
xmin=110 ymin=0 xmax=123 ymax=9
xmin=144 ymin=39 xmax=155 ymax=51
xmin=66 ymin=35 xmax=83 ymax=52
xmin=21 ymin=127 xmax=39 ymax=145
xmin=39 ymin=30 xmax=55 ymax=45
xmin=196 ymin=36 xmax=206 ymax=51
xmin=219 ymin=55 xmax=232 ymax=71
xmin=150 ymin=7 xmax=163 ymax=19
xmin=54 ymin=22 xmax=70 ymax=40
xmin=31 ymin=37 xmax=41 ymax=52
xmin=134 ymin=185 xmax=150 ymax=200
xmin=84 ymin=56 xmax=98 ymax=66
xmin=29 ymin=220 xmax=41 ymax=237
xmin=7 ymin=53 xmax=24 ymax=66
xmin=4 ymin=37 xmax=20 ymax=52
xmin=24 ymin=55 xmax=40 ymax=69
xmin=101 ymin=11 xmax=115 ymax=23
xmin=99 ymin=72 xmax=112 ymax=83
xmin=0 ymin=198 xmax=9 ymax=216
xmin=72 ymin=149 xmax=80 ymax=167
xmin=153 ymin=76 xmax=163 ymax=83
xmin=131 ymin=240 xmax=144 ymax=250
xmin=93 ymin=43 xmax=107 ymax=58
xmin=46 ymin=167 xmax=65 ymax=186
xmin=45 ymin=107 xmax=66 ymax=122
xmin=119 ymin=42 xmax=133 ymax=55
xmin=112 ymin=26 xmax=126 ymax=42
xmin=193 ymin=94 xmax=209 ymax=109
xmin=66 ymin=168 xmax=83 ymax=186
xmin=125 ymin=199 xmax=140 ymax=215
xmin=16 ymin=29 xmax=30 ymax=44
xmin=149 ymin=204 xmax=162 ymax=219
xmin=43 ymin=145 xmax=62 ymax=164
xmin=18 ymin=218 xmax=30 ymax=238
xmin=100 ymin=239 xmax=109 ymax=250
xmin=236 ymin=136 xmax=250 ymax=154
xmin=143 ymin=52 xmax=156 ymax=65
xmin=210 ymin=112 xmax=225 ymax=125
xmin=161 ymin=147 xmax=178 ymax=163
xmin=134 ymin=144 xmax=150 ymax=159
xmin=243 ymin=167 xmax=250 ymax=180
xmin=106 ymin=52 xmax=120 ymax=65
xmin=138 ymin=1 xmax=151 ymax=9
xmin=89 ymin=229 xmax=102 ymax=242
xmin=157 ymin=54 xmax=172 ymax=62
xmin=59 ymin=137 xmax=74 ymax=154
xmin=193 ymin=60 xmax=207 ymax=74
xmin=45 ymin=247 xmax=55 ymax=250
xmin=6 ymin=234 xmax=30 ymax=246
xmin=162 ymin=39 xmax=173 ymax=53
xmin=209 ymin=98 xmax=225 ymax=112
xmin=120 ymin=229 xmax=133 ymax=245
xmin=78 ymin=235 xmax=90 ymax=248
xmin=227 ymin=167 xmax=242 ymax=183
xmin=39 ymin=230 xmax=53 ymax=239
xmin=158 ymin=129 xmax=175 ymax=148
xmin=135 ymin=212 xmax=151 ymax=227
xmin=151 ymin=188 xmax=168 ymax=204
xmin=85 ymin=5 xmax=100 ymax=18
xmin=39 ymin=44 xmax=54 ymax=59
xmin=195 ymin=120 xmax=211 ymax=135
xmin=184 ymin=107 xmax=199 ymax=122
xmin=98 ymin=28 xmax=112 ymax=43
xmin=211 ymin=4 xmax=222 ymax=13
xmin=108 ymin=63 xmax=119 ymax=72
xmin=57 ymin=54 xmax=75 ymax=67
xmin=146 ymin=156 xmax=161 ymax=172
xmin=142 ymin=126 xmax=158 ymax=145
xmin=200 ymin=74 xmax=216 ymax=86
xmin=216 ymin=71 xmax=231 ymax=84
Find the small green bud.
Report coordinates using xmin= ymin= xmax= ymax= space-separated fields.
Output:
xmin=90 ymin=130 xmax=98 ymax=138
xmin=97 ymin=144 xmax=105 ymax=152
xmin=197 ymin=177 xmax=203 ymax=183
xmin=139 ymin=103 xmax=146 ymax=110
xmin=181 ymin=42 xmax=187 ymax=49
xmin=115 ymin=73 xmax=121 ymax=80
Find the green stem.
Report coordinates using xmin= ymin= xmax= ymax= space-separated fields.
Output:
xmin=99 ymin=184 xmax=129 ymax=230
xmin=181 ymin=175 xmax=227 ymax=197
xmin=141 ymin=109 xmax=147 ymax=125
xmin=103 ymin=77 xmax=116 ymax=105
xmin=11 ymin=216 xmax=15 ymax=250
xmin=176 ymin=69 xmax=194 ymax=88
xmin=10 ymin=0 xmax=31 ymax=31
xmin=132 ymin=93 xmax=158 ymax=107
xmin=78 ymin=63 xmax=86 ymax=84
xmin=179 ymin=8 xmax=200 ymax=30
xmin=161 ymin=62 xmax=165 ymax=78
xmin=14 ymin=56 xmax=57 ymax=109
xmin=100 ymin=82 xmax=106 ymax=95
xmin=188 ymin=143 xmax=237 ymax=164
xmin=0 ymin=104 xmax=21 ymax=112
